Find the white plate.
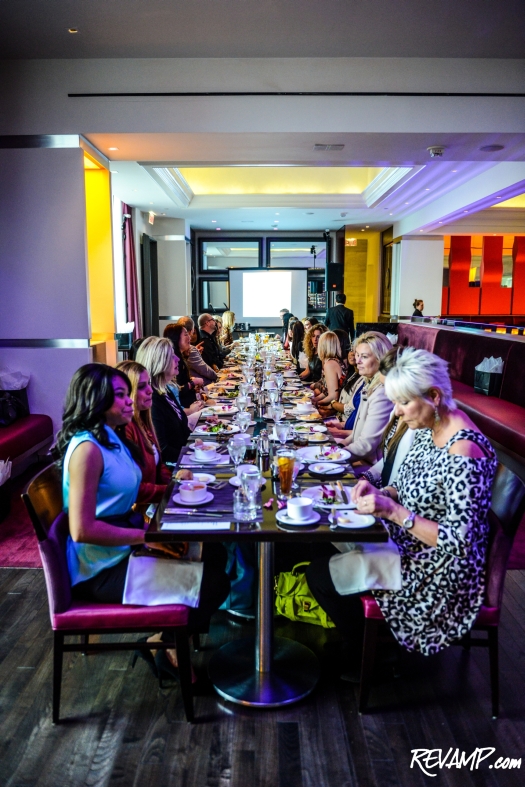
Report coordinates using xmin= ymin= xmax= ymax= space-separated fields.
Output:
xmin=276 ymin=509 xmax=321 ymax=527
xmin=233 ymin=419 xmax=256 ymax=427
xmin=202 ymin=405 xmax=238 ymax=416
xmin=294 ymin=412 xmax=322 ymax=422
xmin=193 ymin=473 xmax=216 ymax=484
xmin=283 ymin=371 xmax=297 ymax=378
xmin=328 ymin=512 xmax=375 ymax=528
xmin=208 ymin=383 xmax=237 ymax=390
xmin=309 ymin=462 xmax=346 ymax=475
xmin=172 ymin=490 xmax=215 ymax=506
xmin=302 ymin=485 xmax=356 ymax=509
xmin=296 ymin=446 xmax=351 ymax=463
xmin=308 ymin=434 xmax=329 ymax=443
xmin=295 ymin=423 xmax=327 ymax=433
xmin=229 ymin=476 xmax=265 ymax=488
xmin=182 ymin=453 xmax=231 ymax=466
xmin=193 ymin=423 xmax=240 ymax=436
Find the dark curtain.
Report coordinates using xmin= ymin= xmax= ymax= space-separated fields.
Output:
xmin=122 ymin=203 xmax=143 ymax=340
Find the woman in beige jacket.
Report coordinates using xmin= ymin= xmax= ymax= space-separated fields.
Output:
xmin=326 ymin=331 xmax=393 ymax=466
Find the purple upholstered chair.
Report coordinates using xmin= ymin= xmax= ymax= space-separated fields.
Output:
xmin=357 ymin=463 xmax=525 ymax=717
xmin=23 ymin=464 xmax=194 ymax=723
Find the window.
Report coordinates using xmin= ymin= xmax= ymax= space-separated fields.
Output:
xmin=269 ymin=240 xmax=327 ymax=268
xmin=200 ymin=240 xmax=260 ymax=271
xmin=201 ymin=279 xmax=229 ymax=311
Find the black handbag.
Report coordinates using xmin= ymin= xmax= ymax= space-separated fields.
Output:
xmin=0 ymin=390 xmax=29 ymax=427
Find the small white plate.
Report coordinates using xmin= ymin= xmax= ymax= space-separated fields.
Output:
xmin=193 ymin=473 xmax=216 ymax=484
xmin=193 ymin=423 xmax=240 ymax=436
xmin=302 ymin=485 xmax=356 ymax=509
xmin=328 ymin=512 xmax=375 ymax=528
xmin=229 ymin=476 xmax=265 ymax=488
xmin=182 ymin=454 xmax=231 ymax=466
xmin=295 ymin=423 xmax=327 ymax=433
xmin=276 ymin=509 xmax=321 ymax=527
xmin=172 ymin=490 xmax=215 ymax=506
xmin=202 ymin=405 xmax=239 ymax=416
xmin=296 ymin=446 xmax=351 ymax=463
xmin=308 ymin=434 xmax=329 ymax=443
xmin=309 ymin=462 xmax=346 ymax=475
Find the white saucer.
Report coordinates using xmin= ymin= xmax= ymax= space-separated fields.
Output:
xmin=182 ymin=453 xmax=231 ymax=466
xmin=327 ymin=512 xmax=375 ymax=528
xmin=172 ymin=491 xmax=214 ymax=506
xmin=309 ymin=462 xmax=346 ymax=475
xmin=275 ymin=509 xmax=321 ymax=527
xmin=192 ymin=473 xmax=216 ymax=484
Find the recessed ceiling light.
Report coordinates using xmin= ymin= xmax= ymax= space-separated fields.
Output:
xmin=149 ymin=202 xmax=154 ymax=205
xmin=425 ymin=188 xmax=430 ymax=191
xmin=216 ymin=227 xmax=221 ymax=231
xmin=108 ymin=147 xmax=118 ymax=151
xmin=480 ymin=144 xmax=504 ymax=152
xmin=68 ymin=28 xmax=78 ymax=34
xmin=420 ymin=229 xmax=424 ymax=232
xmin=160 ymin=213 xmax=166 ymax=216
xmin=365 ymin=225 xmax=369 ymax=228
xmin=464 ymin=210 xmax=468 ymax=213
xmin=110 ymin=170 xmax=118 ymax=174
xmin=451 ymin=170 xmax=457 ymax=172
xmin=275 ymin=212 xmax=280 ymax=215
xmin=496 ymin=196 xmax=501 ymax=199
xmin=306 ymin=212 xmax=315 ymax=215
xmin=211 ymin=220 xmax=217 ymax=223
xmin=390 ymin=213 xmax=393 ymax=216
xmin=439 ymin=221 xmax=443 ymax=224
xmin=361 ymin=229 xmax=365 ymax=232
xmin=405 ymin=202 xmax=409 ymax=205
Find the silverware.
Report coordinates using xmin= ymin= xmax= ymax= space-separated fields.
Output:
xmin=337 ymin=480 xmax=351 ymax=506
xmin=165 ymin=508 xmax=234 ymax=516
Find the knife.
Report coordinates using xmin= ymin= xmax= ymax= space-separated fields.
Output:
xmin=337 ymin=480 xmax=351 ymax=506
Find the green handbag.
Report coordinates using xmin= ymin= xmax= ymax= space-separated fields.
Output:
xmin=274 ymin=562 xmax=335 ymax=628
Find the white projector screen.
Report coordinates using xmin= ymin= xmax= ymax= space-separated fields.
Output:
xmin=229 ymin=269 xmax=308 ymax=328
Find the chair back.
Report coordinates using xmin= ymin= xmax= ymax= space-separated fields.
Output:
xmin=22 ymin=463 xmax=63 ymax=540
xmin=484 ymin=464 xmax=525 ymax=610
xmin=38 ymin=511 xmax=73 ymax=618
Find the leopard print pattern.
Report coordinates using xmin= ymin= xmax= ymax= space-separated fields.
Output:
xmin=373 ymin=428 xmax=497 ymax=656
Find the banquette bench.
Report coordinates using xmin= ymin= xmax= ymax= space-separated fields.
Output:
xmin=0 ymin=414 xmax=54 ymax=478
xmin=397 ymin=323 xmax=525 ymax=465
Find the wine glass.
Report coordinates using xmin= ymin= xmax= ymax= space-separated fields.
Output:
xmin=274 ymin=372 xmax=284 ymax=392
xmin=237 ymin=411 xmax=252 ymax=433
xmin=268 ymin=388 xmax=279 ymax=407
xmin=237 ymin=396 xmax=248 ymax=412
xmin=228 ymin=437 xmax=246 ymax=470
xmin=272 ymin=404 xmax=284 ymax=423
xmin=275 ymin=421 xmax=291 ymax=446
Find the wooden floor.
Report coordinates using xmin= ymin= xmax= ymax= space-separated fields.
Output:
xmin=1 ymin=569 xmax=525 ymax=787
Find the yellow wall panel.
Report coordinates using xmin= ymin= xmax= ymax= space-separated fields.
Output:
xmin=84 ymin=167 xmax=115 ymax=339
xmin=343 ymin=229 xmax=381 ymax=325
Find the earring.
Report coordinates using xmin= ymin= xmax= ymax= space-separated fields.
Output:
xmin=434 ymin=405 xmax=441 ymax=426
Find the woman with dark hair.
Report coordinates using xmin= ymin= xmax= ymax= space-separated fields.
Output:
xmin=290 ymin=319 xmax=306 ymax=372
xmin=412 ymin=299 xmax=424 ymax=317
xmin=56 ymin=362 xmax=230 ymax=681
xmin=299 ymin=323 xmax=328 ymax=382
xmin=163 ymin=323 xmax=200 ymax=408
xmin=116 ymin=360 xmax=172 ymax=507
xmin=333 ymin=329 xmax=350 ymax=362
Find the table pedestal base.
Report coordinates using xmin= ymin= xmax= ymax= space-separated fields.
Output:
xmin=208 ymin=636 xmax=319 ymax=707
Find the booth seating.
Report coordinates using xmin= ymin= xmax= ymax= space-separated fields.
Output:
xmin=0 ymin=414 xmax=54 ymax=477
xmin=397 ymin=324 xmax=525 ymax=461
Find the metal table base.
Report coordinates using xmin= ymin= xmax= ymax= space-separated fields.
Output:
xmin=208 ymin=542 xmax=320 ymax=707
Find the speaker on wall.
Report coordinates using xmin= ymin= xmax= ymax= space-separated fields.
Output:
xmin=326 ymin=262 xmax=344 ymax=292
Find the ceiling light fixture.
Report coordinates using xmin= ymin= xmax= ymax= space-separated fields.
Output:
xmin=211 ymin=220 xmax=216 ymax=223
xmin=68 ymin=28 xmax=78 ymax=34
xmin=480 ymin=144 xmax=504 ymax=152
xmin=451 ymin=170 xmax=457 ymax=173
xmin=365 ymin=225 xmax=369 ymax=228
xmin=216 ymin=227 xmax=221 ymax=231
xmin=427 ymin=146 xmax=445 ymax=158
xmin=110 ymin=170 xmax=118 ymax=174
xmin=108 ymin=147 xmax=119 ymax=151
xmin=425 ymin=188 xmax=430 ymax=191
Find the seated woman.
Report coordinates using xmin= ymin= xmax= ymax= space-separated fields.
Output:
xmin=290 ymin=319 xmax=306 ymax=373
xmin=318 ymin=343 xmax=362 ymax=420
xmin=136 ymin=337 xmax=197 ymax=463
xmin=306 ymin=348 xmax=497 ymax=677
xmin=56 ymin=363 xmax=230 ymax=678
xmin=311 ymin=332 xmax=344 ymax=408
xmin=220 ymin=310 xmax=236 ymax=346
xmin=177 ymin=316 xmax=217 ymax=386
xmin=299 ymin=323 xmax=328 ymax=383
xmin=326 ymin=331 xmax=393 ymax=466
xmin=116 ymin=360 xmax=172 ymax=507
xmin=163 ymin=323 xmax=206 ymax=409
xmin=284 ymin=318 xmax=296 ymax=351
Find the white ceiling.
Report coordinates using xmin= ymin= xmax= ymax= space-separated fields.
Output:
xmin=2 ymin=0 xmax=525 ymax=59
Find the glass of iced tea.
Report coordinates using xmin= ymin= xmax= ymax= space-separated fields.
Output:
xmin=276 ymin=449 xmax=295 ymax=499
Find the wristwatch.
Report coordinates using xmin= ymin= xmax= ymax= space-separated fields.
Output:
xmin=402 ymin=511 xmax=416 ymax=530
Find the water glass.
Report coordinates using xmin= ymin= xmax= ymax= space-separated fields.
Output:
xmin=274 ymin=372 xmax=284 ymax=390
xmin=268 ymin=388 xmax=280 ymax=406
xmin=275 ymin=421 xmax=291 ymax=446
xmin=228 ymin=437 xmax=246 ymax=469
xmin=233 ymin=488 xmax=257 ymax=521
xmin=272 ymin=404 xmax=284 ymax=422
xmin=237 ymin=396 xmax=249 ymax=412
xmin=237 ymin=411 xmax=252 ymax=433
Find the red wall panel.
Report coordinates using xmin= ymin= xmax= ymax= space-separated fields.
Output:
xmin=511 ymin=236 xmax=525 ymax=314
xmin=480 ymin=236 xmax=511 ymax=315
xmin=448 ymin=236 xmax=480 ymax=314
xmin=441 ymin=287 xmax=449 ymax=315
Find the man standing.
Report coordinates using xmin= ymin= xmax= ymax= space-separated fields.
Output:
xmin=198 ymin=313 xmax=223 ymax=370
xmin=279 ymin=308 xmax=292 ymax=343
xmin=325 ymin=294 xmax=355 ymax=340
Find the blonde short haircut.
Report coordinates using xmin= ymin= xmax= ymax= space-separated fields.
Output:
xmin=222 ymin=310 xmax=235 ymax=330
xmin=384 ymin=346 xmax=455 ymax=411
xmin=317 ymin=331 xmax=342 ymax=363
xmin=354 ymin=331 xmax=393 ymax=362
xmin=136 ymin=336 xmax=174 ymax=393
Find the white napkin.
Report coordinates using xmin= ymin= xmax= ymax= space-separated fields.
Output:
xmin=386 ymin=333 xmax=398 ymax=346
xmin=123 ymin=553 xmax=203 ymax=607
xmin=329 ymin=537 xmax=402 ymax=595
xmin=475 ymin=356 xmax=504 ymax=373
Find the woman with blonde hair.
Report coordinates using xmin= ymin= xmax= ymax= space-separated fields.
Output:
xmin=311 ymin=331 xmax=344 ymax=407
xmin=327 ymin=331 xmax=393 ymax=466
xmin=299 ymin=323 xmax=328 ymax=383
xmin=220 ymin=310 xmax=236 ymax=346
xmin=116 ymin=360 xmax=172 ymax=507
xmin=136 ymin=337 xmax=192 ymax=463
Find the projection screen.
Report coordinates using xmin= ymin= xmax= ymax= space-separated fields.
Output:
xmin=229 ymin=269 xmax=308 ymax=328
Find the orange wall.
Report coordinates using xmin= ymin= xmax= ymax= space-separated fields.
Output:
xmin=84 ymin=166 xmax=115 ymax=339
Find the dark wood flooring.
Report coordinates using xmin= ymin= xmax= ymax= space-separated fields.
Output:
xmin=1 ymin=568 xmax=525 ymax=787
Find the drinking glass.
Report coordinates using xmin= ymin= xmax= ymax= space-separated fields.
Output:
xmin=244 ymin=438 xmax=258 ymax=463
xmin=228 ymin=437 xmax=246 ymax=470
xmin=274 ymin=372 xmax=284 ymax=391
xmin=238 ymin=383 xmax=249 ymax=397
xmin=268 ymin=388 xmax=279 ymax=406
xmin=276 ymin=449 xmax=295 ymax=499
xmin=275 ymin=421 xmax=291 ymax=446
xmin=272 ymin=404 xmax=284 ymax=423
xmin=233 ymin=488 xmax=256 ymax=521
xmin=237 ymin=396 xmax=248 ymax=412
xmin=237 ymin=411 xmax=252 ymax=433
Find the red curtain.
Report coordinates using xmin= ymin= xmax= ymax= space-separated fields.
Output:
xmin=122 ymin=203 xmax=142 ymax=340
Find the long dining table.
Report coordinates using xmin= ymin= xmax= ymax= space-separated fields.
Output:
xmin=147 ymin=340 xmax=388 ymax=707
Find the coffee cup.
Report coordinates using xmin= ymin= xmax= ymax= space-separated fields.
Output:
xmin=287 ymin=496 xmax=314 ymax=522
xmin=296 ymin=402 xmax=314 ymax=413
xmin=193 ymin=442 xmax=217 ymax=461
xmin=179 ymin=480 xmax=208 ymax=502
xmin=237 ymin=462 xmax=255 ymax=479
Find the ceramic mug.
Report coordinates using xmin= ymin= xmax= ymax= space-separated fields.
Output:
xmin=287 ymin=496 xmax=314 ymax=522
